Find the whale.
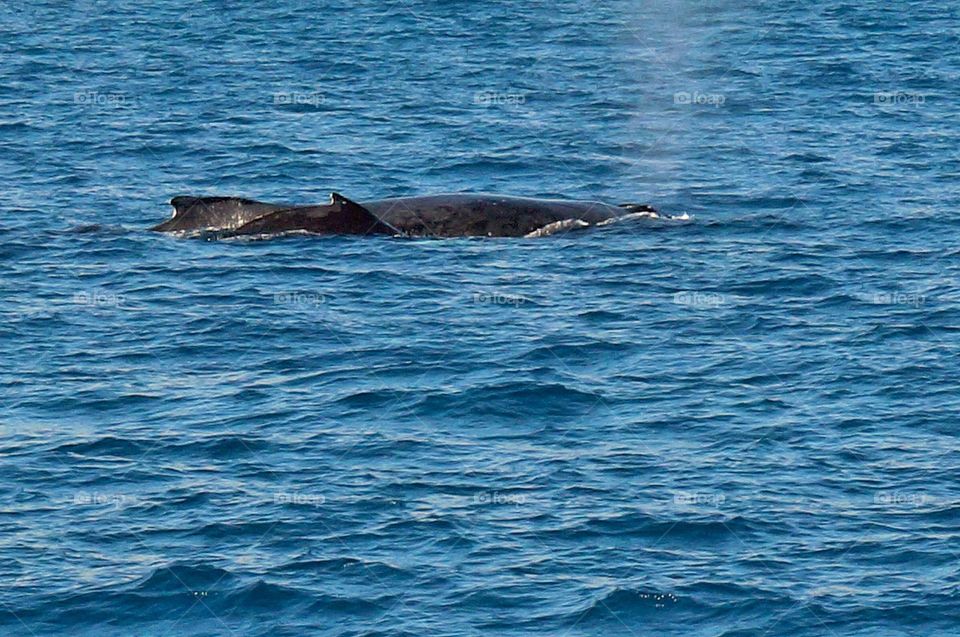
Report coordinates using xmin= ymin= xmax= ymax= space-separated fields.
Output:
xmin=221 ymin=193 xmax=400 ymax=237
xmin=360 ymin=194 xmax=659 ymax=238
xmin=150 ymin=196 xmax=289 ymax=233
xmin=151 ymin=192 xmax=661 ymax=238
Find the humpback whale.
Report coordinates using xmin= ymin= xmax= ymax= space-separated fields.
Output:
xmin=150 ymin=193 xmax=662 ymax=238
xmin=150 ymin=196 xmax=288 ymax=233
xmin=222 ymin=193 xmax=401 ymax=237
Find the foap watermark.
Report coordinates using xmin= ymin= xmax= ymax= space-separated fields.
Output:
xmin=273 ymin=291 xmax=327 ymax=308
xmin=874 ymin=491 xmax=929 ymax=507
xmin=473 ymin=90 xmax=527 ymax=107
xmin=73 ymin=289 xmax=125 ymax=307
xmin=874 ymin=91 xmax=925 ymax=107
xmin=273 ymin=91 xmax=325 ymax=107
xmin=674 ymin=91 xmax=726 ymax=108
xmin=74 ymin=90 xmax=130 ymax=108
xmin=474 ymin=491 xmax=528 ymax=506
xmin=472 ymin=291 xmax=527 ymax=307
xmin=274 ymin=492 xmax=326 ymax=506
xmin=672 ymin=491 xmax=727 ymax=507
xmin=673 ymin=291 xmax=725 ymax=309
xmin=638 ymin=591 xmax=679 ymax=609
xmin=73 ymin=492 xmax=135 ymax=508
xmin=871 ymin=291 xmax=926 ymax=307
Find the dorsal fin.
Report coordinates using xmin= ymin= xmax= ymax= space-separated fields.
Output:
xmin=169 ymin=196 xmax=267 ymax=216
xmin=152 ymin=196 xmax=288 ymax=232
xmin=224 ymin=193 xmax=402 ymax=237
xmin=331 ymin=192 xmax=402 ymax=235
xmin=617 ymin=203 xmax=658 ymax=214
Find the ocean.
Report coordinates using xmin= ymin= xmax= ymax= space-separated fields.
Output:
xmin=2 ymin=0 xmax=959 ymax=635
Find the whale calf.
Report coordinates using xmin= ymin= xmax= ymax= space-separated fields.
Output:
xmin=222 ymin=193 xmax=400 ymax=237
xmin=150 ymin=196 xmax=289 ymax=233
xmin=151 ymin=193 xmax=661 ymax=238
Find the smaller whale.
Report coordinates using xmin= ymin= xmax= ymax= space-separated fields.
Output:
xmin=150 ymin=196 xmax=288 ymax=232
xmin=222 ymin=193 xmax=400 ymax=238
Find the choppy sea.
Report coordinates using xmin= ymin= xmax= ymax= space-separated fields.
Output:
xmin=2 ymin=0 xmax=960 ymax=635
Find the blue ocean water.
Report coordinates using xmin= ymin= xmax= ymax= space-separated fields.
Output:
xmin=2 ymin=0 xmax=960 ymax=635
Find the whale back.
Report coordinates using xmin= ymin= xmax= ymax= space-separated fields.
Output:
xmin=150 ymin=193 xmax=661 ymax=237
xmin=223 ymin=193 xmax=401 ymax=238
xmin=151 ymin=197 xmax=288 ymax=232
xmin=363 ymin=194 xmax=630 ymax=237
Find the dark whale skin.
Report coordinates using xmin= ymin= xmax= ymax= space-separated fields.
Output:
xmin=363 ymin=193 xmax=653 ymax=237
xmin=150 ymin=196 xmax=289 ymax=232
xmin=221 ymin=193 xmax=398 ymax=238
xmin=151 ymin=193 xmax=658 ymax=237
